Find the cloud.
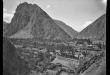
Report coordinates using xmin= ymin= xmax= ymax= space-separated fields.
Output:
xmin=46 ymin=5 xmax=51 ymax=8
xmin=83 ymin=21 xmax=92 ymax=28
xmin=3 ymin=8 xmax=15 ymax=23
xmin=102 ymin=0 xmax=107 ymax=5
xmin=3 ymin=12 xmax=14 ymax=23
xmin=3 ymin=8 xmax=7 ymax=12
xmin=12 ymin=11 xmax=15 ymax=13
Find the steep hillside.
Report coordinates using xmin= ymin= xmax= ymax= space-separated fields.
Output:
xmin=3 ymin=37 xmax=30 ymax=75
xmin=5 ymin=2 xmax=71 ymax=40
xmin=77 ymin=14 xmax=106 ymax=41
xmin=3 ymin=21 xmax=9 ymax=36
xmin=54 ymin=19 xmax=78 ymax=38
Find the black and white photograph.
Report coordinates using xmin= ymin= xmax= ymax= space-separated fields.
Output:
xmin=3 ymin=0 xmax=106 ymax=75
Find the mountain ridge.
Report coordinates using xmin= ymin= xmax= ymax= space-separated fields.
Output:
xmin=54 ymin=19 xmax=78 ymax=38
xmin=4 ymin=2 xmax=72 ymax=40
xmin=77 ymin=14 xmax=106 ymax=41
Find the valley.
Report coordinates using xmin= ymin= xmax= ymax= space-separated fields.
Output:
xmin=9 ymin=38 xmax=106 ymax=75
xmin=3 ymin=2 xmax=106 ymax=75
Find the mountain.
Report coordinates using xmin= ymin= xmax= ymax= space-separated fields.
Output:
xmin=4 ymin=2 xmax=71 ymax=40
xmin=3 ymin=21 xmax=8 ymax=30
xmin=54 ymin=19 xmax=78 ymax=38
xmin=3 ymin=21 xmax=9 ymax=36
xmin=3 ymin=37 xmax=30 ymax=75
xmin=77 ymin=14 xmax=106 ymax=41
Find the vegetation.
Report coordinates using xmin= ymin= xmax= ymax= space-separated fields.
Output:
xmin=9 ymin=38 xmax=106 ymax=75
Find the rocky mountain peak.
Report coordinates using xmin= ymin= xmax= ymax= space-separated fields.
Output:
xmin=5 ymin=2 xmax=71 ymax=40
xmin=16 ymin=2 xmax=41 ymax=14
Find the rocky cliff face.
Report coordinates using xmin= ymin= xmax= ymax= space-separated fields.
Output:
xmin=5 ymin=2 xmax=71 ymax=40
xmin=77 ymin=14 xmax=106 ymax=41
xmin=3 ymin=37 xmax=30 ymax=75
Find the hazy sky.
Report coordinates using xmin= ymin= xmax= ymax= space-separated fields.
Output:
xmin=3 ymin=0 xmax=107 ymax=32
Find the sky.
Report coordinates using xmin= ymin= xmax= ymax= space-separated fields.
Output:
xmin=3 ymin=0 xmax=107 ymax=32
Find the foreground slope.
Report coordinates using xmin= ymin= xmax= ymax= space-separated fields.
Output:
xmin=5 ymin=2 xmax=71 ymax=40
xmin=77 ymin=14 xmax=106 ymax=41
xmin=3 ymin=37 xmax=30 ymax=75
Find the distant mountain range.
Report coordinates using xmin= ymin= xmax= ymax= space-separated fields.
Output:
xmin=54 ymin=20 xmax=78 ymax=38
xmin=77 ymin=14 xmax=106 ymax=41
xmin=3 ymin=2 xmax=106 ymax=41
xmin=4 ymin=2 xmax=73 ymax=40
